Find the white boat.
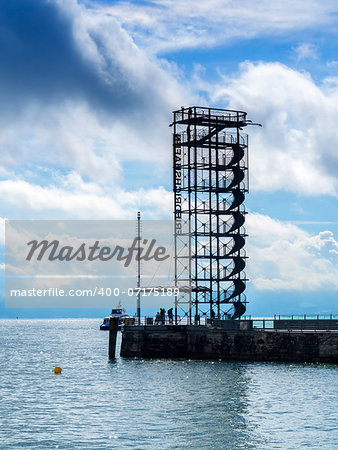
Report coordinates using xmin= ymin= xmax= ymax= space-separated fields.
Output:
xmin=100 ymin=303 xmax=129 ymax=330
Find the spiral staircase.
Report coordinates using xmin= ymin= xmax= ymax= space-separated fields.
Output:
xmin=172 ymin=106 xmax=250 ymax=321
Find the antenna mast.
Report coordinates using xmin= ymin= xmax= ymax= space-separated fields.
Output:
xmin=137 ymin=211 xmax=141 ymax=324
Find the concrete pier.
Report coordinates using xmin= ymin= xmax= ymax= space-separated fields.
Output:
xmin=120 ymin=325 xmax=338 ymax=363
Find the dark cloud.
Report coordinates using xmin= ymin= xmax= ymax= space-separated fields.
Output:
xmin=0 ymin=0 xmax=148 ymax=117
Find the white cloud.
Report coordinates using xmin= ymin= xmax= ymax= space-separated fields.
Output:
xmin=99 ymin=0 xmax=338 ymax=53
xmin=0 ymin=177 xmax=172 ymax=219
xmin=0 ymin=100 xmax=178 ymax=187
xmin=0 ymin=0 xmax=193 ymax=222
xmin=211 ymin=62 xmax=338 ymax=195
xmin=0 ymin=0 xmax=193 ymax=187
xmin=0 ymin=218 xmax=5 ymax=246
xmin=246 ymin=213 xmax=338 ymax=290
xmin=294 ymin=43 xmax=318 ymax=61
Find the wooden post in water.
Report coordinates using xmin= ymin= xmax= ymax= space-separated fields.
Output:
xmin=108 ymin=317 xmax=119 ymax=359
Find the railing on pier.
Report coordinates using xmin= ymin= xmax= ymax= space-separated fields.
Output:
xmin=242 ymin=315 xmax=338 ymax=330
xmin=274 ymin=314 xmax=338 ymax=320
xmin=124 ymin=314 xmax=338 ymax=331
xmin=125 ymin=316 xmax=209 ymax=326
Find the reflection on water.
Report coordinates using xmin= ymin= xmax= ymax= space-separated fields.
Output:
xmin=0 ymin=319 xmax=337 ymax=449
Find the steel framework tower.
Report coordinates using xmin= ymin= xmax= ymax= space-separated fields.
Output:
xmin=172 ymin=106 xmax=251 ymax=323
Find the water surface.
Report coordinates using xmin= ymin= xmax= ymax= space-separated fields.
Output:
xmin=0 ymin=319 xmax=337 ymax=449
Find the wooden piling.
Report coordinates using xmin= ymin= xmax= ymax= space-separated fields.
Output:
xmin=108 ymin=317 xmax=119 ymax=359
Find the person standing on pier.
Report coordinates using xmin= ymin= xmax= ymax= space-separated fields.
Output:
xmin=155 ymin=312 xmax=161 ymax=325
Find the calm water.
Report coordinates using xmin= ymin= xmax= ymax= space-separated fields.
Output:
xmin=0 ymin=319 xmax=337 ymax=449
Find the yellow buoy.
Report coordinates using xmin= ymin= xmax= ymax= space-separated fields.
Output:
xmin=54 ymin=366 xmax=62 ymax=374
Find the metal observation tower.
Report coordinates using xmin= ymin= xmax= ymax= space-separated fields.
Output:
xmin=172 ymin=106 xmax=254 ymax=324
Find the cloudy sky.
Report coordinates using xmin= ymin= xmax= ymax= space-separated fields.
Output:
xmin=1 ymin=0 xmax=338 ymax=316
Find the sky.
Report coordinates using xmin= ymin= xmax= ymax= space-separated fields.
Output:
xmin=1 ymin=0 xmax=338 ymax=317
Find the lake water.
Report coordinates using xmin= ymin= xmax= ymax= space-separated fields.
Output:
xmin=0 ymin=319 xmax=337 ymax=449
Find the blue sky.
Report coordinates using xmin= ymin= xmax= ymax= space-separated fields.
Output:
xmin=1 ymin=0 xmax=338 ymax=317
